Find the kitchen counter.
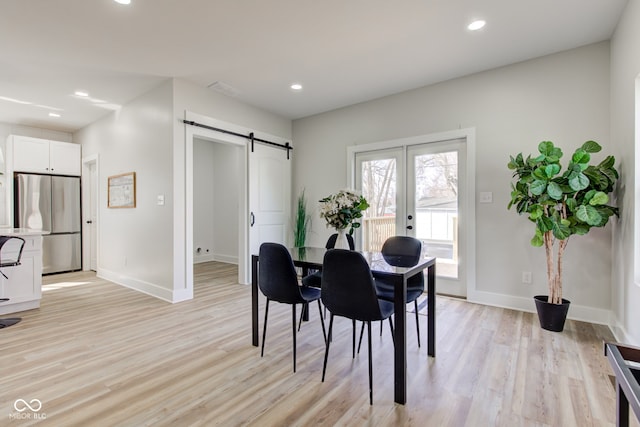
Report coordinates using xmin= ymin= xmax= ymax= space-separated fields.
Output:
xmin=0 ymin=229 xmax=45 ymax=315
xmin=0 ymin=228 xmax=50 ymax=236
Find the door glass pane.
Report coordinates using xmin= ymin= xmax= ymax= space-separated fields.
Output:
xmin=360 ymin=158 xmax=397 ymax=252
xmin=414 ymin=151 xmax=458 ymax=279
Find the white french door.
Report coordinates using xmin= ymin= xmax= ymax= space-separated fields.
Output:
xmin=353 ymin=137 xmax=468 ymax=297
xmin=355 ymin=148 xmax=404 ymax=252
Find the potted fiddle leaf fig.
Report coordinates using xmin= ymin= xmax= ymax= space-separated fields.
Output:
xmin=507 ymin=140 xmax=618 ymax=332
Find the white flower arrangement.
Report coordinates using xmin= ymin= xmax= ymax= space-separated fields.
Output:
xmin=318 ymin=189 xmax=369 ymax=233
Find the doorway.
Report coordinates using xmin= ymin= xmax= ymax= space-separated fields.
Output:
xmin=193 ymin=138 xmax=243 ymax=266
xmin=349 ymin=129 xmax=475 ymax=297
xmin=183 ymin=111 xmax=292 ymax=300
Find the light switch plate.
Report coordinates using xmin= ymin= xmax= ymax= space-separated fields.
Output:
xmin=157 ymin=194 xmax=165 ymax=206
xmin=479 ymin=192 xmax=493 ymax=203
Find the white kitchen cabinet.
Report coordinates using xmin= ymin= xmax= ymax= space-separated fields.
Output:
xmin=0 ymin=232 xmax=44 ymax=315
xmin=11 ymin=136 xmax=50 ymax=173
xmin=49 ymin=140 xmax=81 ymax=175
xmin=8 ymin=135 xmax=81 ymax=176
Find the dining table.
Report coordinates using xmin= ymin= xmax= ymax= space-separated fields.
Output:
xmin=251 ymin=246 xmax=436 ymax=405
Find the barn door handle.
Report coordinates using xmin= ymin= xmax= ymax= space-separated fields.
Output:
xmin=250 ymin=212 xmax=255 ymax=227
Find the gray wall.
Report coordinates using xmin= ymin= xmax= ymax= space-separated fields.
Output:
xmin=610 ymin=0 xmax=640 ymax=345
xmin=76 ymin=79 xmax=175 ymax=298
xmin=292 ymin=42 xmax=612 ymax=321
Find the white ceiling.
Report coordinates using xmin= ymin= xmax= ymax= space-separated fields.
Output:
xmin=0 ymin=0 xmax=629 ymax=133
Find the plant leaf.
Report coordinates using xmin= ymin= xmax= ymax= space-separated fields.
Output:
xmin=576 ymin=205 xmax=602 ymax=226
xmin=547 ymin=182 xmax=563 ymax=200
xmin=568 ymin=172 xmax=589 ymax=191
xmin=538 ymin=141 xmax=554 ymax=155
xmin=581 ymin=140 xmax=601 ymax=153
xmin=572 ymin=149 xmax=591 ymax=164
xmin=533 ymin=167 xmax=548 ymax=180
xmin=598 ymin=155 xmax=615 ymax=170
xmin=545 ymin=164 xmax=560 ymax=178
xmin=531 ymin=232 xmax=544 ymax=247
xmin=529 ymin=205 xmax=543 ymax=220
xmin=530 ymin=180 xmax=547 ymax=195
xmin=552 ymin=221 xmax=571 ymax=240
xmin=589 ymin=191 xmax=608 ymax=206
xmin=573 ymin=224 xmax=590 ymax=235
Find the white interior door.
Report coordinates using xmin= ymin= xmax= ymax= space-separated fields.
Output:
xmin=249 ymin=143 xmax=292 ymax=260
xmin=88 ymin=162 xmax=97 ymax=271
xmin=82 ymin=156 xmax=98 ymax=272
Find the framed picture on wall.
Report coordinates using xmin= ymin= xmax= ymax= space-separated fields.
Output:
xmin=108 ymin=172 xmax=136 ymax=208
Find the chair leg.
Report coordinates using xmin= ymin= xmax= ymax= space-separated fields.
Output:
xmin=297 ymin=303 xmax=306 ymax=332
xmin=261 ymin=299 xmax=270 ymax=357
xmin=367 ymin=320 xmax=373 ymax=405
xmin=352 ymin=319 xmax=356 ymax=358
xmin=322 ymin=314 xmax=335 ymax=382
xmin=357 ymin=321 xmax=365 ymax=354
xmin=317 ymin=300 xmax=327 ymax=344
xmin=292 ymin=304 xmax=297 ymax=373
xmin=0 ymin=318 xmax=21 ymax=328
xmin=414 ymin=299 xmax=421 ymax=348
xmin=379 ymin=320 xmax=383 ymax=336
xmin=388 ymin=317 xmax=395 ymax=347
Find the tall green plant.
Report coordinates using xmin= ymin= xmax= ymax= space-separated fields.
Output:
xmin=507 ymin=140 xmax=619 ymax=304
xmin=293 ymin=189 xmax=311 ymax=248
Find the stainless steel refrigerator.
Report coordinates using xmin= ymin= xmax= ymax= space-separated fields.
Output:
xmin=14 ymin=173 xmax=81 ymax=274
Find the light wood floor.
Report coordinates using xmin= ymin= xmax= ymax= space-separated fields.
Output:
xmin=0 ymin=262 xmax=632 ymax=426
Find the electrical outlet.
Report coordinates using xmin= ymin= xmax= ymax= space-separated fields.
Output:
xmin=522 ymin=271 xmax=532 ymax=284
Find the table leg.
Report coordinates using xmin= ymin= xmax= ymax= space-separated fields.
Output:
xmin=301 ymin=266 xmax=310 ymax=321
xmin=393 ymin=275 xmax=407 ymax=405
xmin=617 ymin=381 xmax=630 ymax=427
xmin=252 ymin=255 xmax=259 ymax=347
xmin=427 ymin=263 xmax=436 ymax=357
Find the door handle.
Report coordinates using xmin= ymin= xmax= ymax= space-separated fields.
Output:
xmin=86 ymin=220 xmax=93 ymax=224
xmin=250 ymin=212 xmax=255 ymax=227
xmin=407 ymin=215 xmax=413 ymax=220
xmin=406 ymin=225 xmax=413 ymax=230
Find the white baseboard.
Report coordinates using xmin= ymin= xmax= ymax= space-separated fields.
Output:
xmin=0 ymin=299 xmax=39 ymax=315
xmin=194 ymin=253 xmax=215 ymax=264
xmin=467 ymin=289 xmax=612 ymax=325
xmin=193 ymin=253 xmax=238 ymax=265
xmin=98 ymin=268 xmax=179 ymax=303
xmin=212 ymin=253 xmax=238 ymax=265
xmin=609 ymin=317 xmax=639 ymax=346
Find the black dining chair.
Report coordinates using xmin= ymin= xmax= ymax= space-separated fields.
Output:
xmin=374 ymin=236 xmax=425 ymax=347
xmin=258 ymin=242 xmax=326 ymax=372
xmin=0 ymin=236 xmax=26 ymax=329
xmin=301 ymin=233 xmax=354 ymax=289
xmin=320 ymin=249 xmax=394 ymax=405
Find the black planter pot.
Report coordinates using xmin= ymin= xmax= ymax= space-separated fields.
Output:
xmin=534 ymin=295 xmax=571 ymax=332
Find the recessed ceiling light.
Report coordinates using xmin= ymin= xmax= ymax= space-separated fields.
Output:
xmin=468 ymin=20 xmax=486 ymax=31
xmin=75 ymin=91 xmax=89 ymax=97
xmin=290 ymin=83 xmax=303 ymax=91
xmin=114 ymin=0 xmax=131 ymax=4
xmin=48 ymin=112 xmax=61 ymax=118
